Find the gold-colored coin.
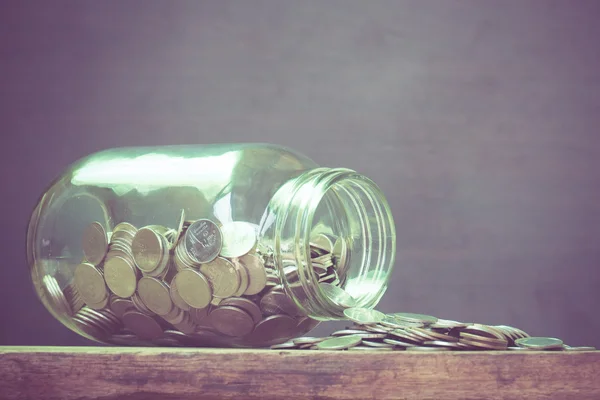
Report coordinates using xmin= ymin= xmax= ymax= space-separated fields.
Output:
xmin=173 ymin=269 xmax=212 ymax=309
xmin=137 ymin=276 xmax=173 ymax=316
xmin=104 ymin=256 xmax=139 ymax=298
xmin=131 ymin=227 xmax=168 ymax=273
xmin=122 ymin=311 xmax=163 ymax=340
xmin=82 ymin=222 xmax=108 ymax=266
xmin=169 ymin=280 xmax=190 ymax=311
xmin=199 ymin=257 xmax=240 ymax=299
xmin=231 ymin=259 xmax=249 ymax=297
xmin=238 ymin=253 xmax=267 ymax=295
xmin=209 ymin=306 xmax=255 ymax=337
xmin=74 ymin=263 xmax=108 ymax=305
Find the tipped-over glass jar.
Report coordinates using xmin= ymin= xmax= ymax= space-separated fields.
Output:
xmin=27 ymin=144 xmax=396 ymax=347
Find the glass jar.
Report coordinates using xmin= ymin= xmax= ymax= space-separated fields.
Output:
xmin=27 ymin=143 xmax=396 ymax=347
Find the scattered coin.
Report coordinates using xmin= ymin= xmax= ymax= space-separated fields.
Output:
xmin=515 ymin=337 xmax=564 ymax=350
xmin=319 ymin=283 xmax=357 ymax=309
xmin=316 ymin=335 xmax=362 ymax=350
xmin=209 ymin=306 xmax=255 ymax=337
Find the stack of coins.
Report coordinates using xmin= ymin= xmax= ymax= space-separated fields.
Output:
xmin=271 ymin=308 xmax=597 ymax=352
xmin=48 ymin=217 xmax=330 ymax=346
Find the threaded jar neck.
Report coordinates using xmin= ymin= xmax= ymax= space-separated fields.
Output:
xmin=273 ymin=167 xmax=396 ymax=319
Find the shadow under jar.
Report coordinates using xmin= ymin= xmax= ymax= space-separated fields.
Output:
xmin=27 ymin=143 xmax=396 ymax=347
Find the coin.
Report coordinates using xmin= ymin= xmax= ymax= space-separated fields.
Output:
xmin=173 ymin=269 xmax=212 ymax=309
xmin=406 ymin=346 xmax=452 ymax=352
xmin=42 ymin=275 xmax=72 ymax=316
xmin=391 ymin=313 xmax=438 ymax=325
xmin=361 ymin=340 xmax=394 ymax=348
xmin=131 ymin=292 xmax=154 ymax=315
xmin=184 ymin=219 xmax=222 ymax=264
xmin=132 ymin=227 xmax=168 ymax=274
xmin=209 ymin=306 xmax=255 ymax=337
xmin=332 ymin=237 xmax=349 ymax=275
xmin=219 ymin=297 xmax=262 ymax=324
xmin=515 ymin=337 xmax=564 ymax=350
xmin=104 ymin=256 xmax=139 ymax=298
xmin=109 ymin=297 xmax=135 ymax=318
xmin=74 ymin=263 xmax=108 ymax=305
xmin=219 ymin=221 xmax=256 ymax=258
xmin=122 ymin=311 xmax=164 ymax=340
xmin=293 ymin=337 xmax=327 ymax=345
xmin=349 ymin=346 xmax=394 ymax=352
xmin=260 ymin=291 xmax=299 ymax=316
xmin=237 ymin=253 xmax=267 ymax=295
xmin=319 ymin=283 xmax=357 ymax=309
xmin=190 ymin=306 xmax=210 ymax=324
xmin=383 ymin=338 xmax=417 ymax=348
xmin=316 ymin=334 xmax=362 ymax=350
xmin=199 ymin=257 xmax=240 ymax=299
xmin=310 ymin=233 xmax=334 ymax=253
xmin=247 ymin=314 xmax=297 ymax=345
xmin=231 ymin=259 xmax=250 ymax=297
xmin=169 ymin=280 xmax=190 ymax=311
xmin=137 ymin=277 xmax=173 ymax=316
xmin=343 ymin=307 xmax=386 ymax=325
xmin=82 ymin=222 xmax=108 ymax=266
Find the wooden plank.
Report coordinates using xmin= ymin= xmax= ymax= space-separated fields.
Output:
xmin=1 ymin=347 xmax=599 ymax=400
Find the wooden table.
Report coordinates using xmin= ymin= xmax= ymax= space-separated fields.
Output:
xmin=1 ymin=346 xmax=599 ymax=399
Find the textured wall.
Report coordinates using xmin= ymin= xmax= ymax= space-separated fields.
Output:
xmin=1 ymin=0 xmax=599 ymax=347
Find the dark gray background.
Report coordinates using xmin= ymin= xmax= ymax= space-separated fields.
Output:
xmin=1 ymin=0 xmax=599 ymax=347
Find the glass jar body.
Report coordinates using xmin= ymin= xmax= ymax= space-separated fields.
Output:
xmin=27 ymin=143 xmax=396 ymax=347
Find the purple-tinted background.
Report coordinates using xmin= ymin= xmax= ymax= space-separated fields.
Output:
xmin=1 ymin=1 xmax=599 ymax=347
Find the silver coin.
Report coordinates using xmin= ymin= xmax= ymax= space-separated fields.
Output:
xmin=219 ymin=221 xmax=257 ymax=258
xmin=316 ymin=334 xmax=362 ymax=350
xmin=184 ymin=219 xmax=222 ymax=264
xmin=343 ymin=307 xmax=386 ymax=325
xmin=515 ymin=337 xmax=564 ymax=350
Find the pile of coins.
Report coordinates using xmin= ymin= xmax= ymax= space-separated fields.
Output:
xmin=271 ymin=308 xmax=597 ymax=352
xmin=42 ymin=213 xmax=360 ymax=346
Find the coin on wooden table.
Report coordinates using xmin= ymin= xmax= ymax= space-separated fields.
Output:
xmin=237 ymin=253 xmax=267 ymax=295
xmin=319 ymin=283 xmax=357 ymax=309
xmin=515 ymin=337 xmax=564 ymax=350
xmin=349 ymin=346 xmax=394 ymax=352
xmin=293 ymin=337 xmax=326 ymax=345
xmin=137 ymin=276 xmax=173 ymax=316
xmin=173 ymin=269 xmax=212 ymax=309
xmin=122 ymin=311 xmax=164 ymax=340
xmin=406 ymin=346 xmax=452 ymax=352
xmin=423 ymin=340 xmax=463 ymax=349
xmin=270 ymin=341 xmax=298 ymax=350
xmin=219 ymin=221 xmax=256 ymax=258
xmin=563 ymin=346 xmax=596 ymax=351
xmin=209 ymin=306 xmax=255 ymax=337
xmin=316 ymin=334 xmax=362 ymax=350
xmin=199 ymin=257 xmax=240 ymax=299
xmin=220 ymin=297 xmax=262 ymax=324
xmin=82 ymin=222 xmax=108 ymax=266
xmin=361 ymin=340 xmax=395 ymax=348
xmin=383 ymin=338 xmax=418 ymax=348
xmin=343 ymin=307 xmax=386 ymax=325
xmin=391 ymin=312 xmax=438 ymax=325
xmin=74 ymin=262 xmax=108 ymax=305
xmin=132 ymin=227 xmax=169 ymax=274
xmin=184 ymin=219 xmax=222 ymax=264
xmin=104 ymin=256 xmax=139 ymax=298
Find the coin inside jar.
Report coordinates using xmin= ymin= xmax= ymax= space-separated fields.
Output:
xmin=121 ymin=311 xmax=164 ymax=340
xmin=131 ymin=227 xmax=168 ymax=273
xmin=137 ymin=276 xmax=173 ymax=316
xmin=237 ymin=253 xmax=267 ymax=295
xmin=82 ymin=221 xmax=108 ymax=266
xmin=209 ymin=306 xmax=255 ymax=337
xmin=219 ymin=221 xmax=257 ymax=258
xmin=199 ymin=257 xmax=240 ymax=298
xmin=173 ymin=269 xmax=212 ymax=309
xmin=184 ymin=219 xmax=222 ymax=264
xmin=74 ymin=262 xmax=108 ymax=305
xmin=104 ymin=256 xmax=138 ymax=298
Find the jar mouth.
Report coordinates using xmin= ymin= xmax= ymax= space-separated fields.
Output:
xmin=275 ymin=168 xmax=396 ymax=319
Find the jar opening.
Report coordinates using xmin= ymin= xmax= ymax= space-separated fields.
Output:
xmin=275 ymin=168 xmax=396 ymax=319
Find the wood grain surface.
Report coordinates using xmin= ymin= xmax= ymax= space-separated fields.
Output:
xmin=1 ymin=346 xmax=599 ymax=399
